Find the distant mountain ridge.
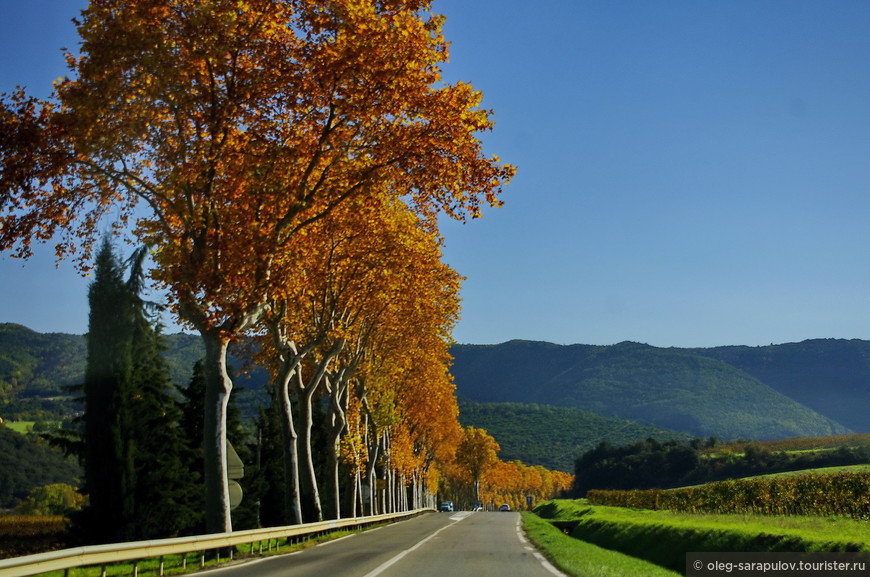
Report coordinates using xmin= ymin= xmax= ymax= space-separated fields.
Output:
xmin=691 ymin=340 xmax=870 ymax=432
xmin=3 ymin=323 xmax=867 ymax=443
xmin=449 ymin=339 xmax=864 ymax=440
xmin=0 ymin=323 xmax=267 ymax=421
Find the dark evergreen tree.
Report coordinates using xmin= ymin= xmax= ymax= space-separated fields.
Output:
xmin=180 ymin=360 xmax=207 ymax=464
xmin=79 ymin=240 xmax=201 ymax=542
xmin=126 ymin=247 xmax=201 ymax=538
xmin=178 ymin=360 xmax=207 ymax=533
xmin=250 ymin=402 xmax=288 ymax=528
xmin=226 ymin=383 xmax=259 ymax=529
xmin=79 ymin=238 xmax=137 ymax=544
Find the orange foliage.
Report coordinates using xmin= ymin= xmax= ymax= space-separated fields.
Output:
xmin=1 ymin=1 xmax=514 ymax=524
xmin=1 ymin=0 xmax=514 ymax=329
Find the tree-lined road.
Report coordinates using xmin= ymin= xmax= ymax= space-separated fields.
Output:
xmin=209 ymin=511 xmax=564 ymax=577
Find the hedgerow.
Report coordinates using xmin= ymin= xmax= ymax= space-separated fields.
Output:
xmin=587 ymin=472 xmax=870 ymax=518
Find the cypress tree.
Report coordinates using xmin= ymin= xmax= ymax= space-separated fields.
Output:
xmin=80 ymin=241 xmax=201 ymax=542
xmin=80 ymin=238 xmax=137 ymax=544
xmin=126 ymin=247 xmax=201 ymax=538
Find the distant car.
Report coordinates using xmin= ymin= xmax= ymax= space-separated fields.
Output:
xmin=439 ymin=501 xmax=454 ymax=512
xmin=499 ymin=504 xmax=511 ymax=512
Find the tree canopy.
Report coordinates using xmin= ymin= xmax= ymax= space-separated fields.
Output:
xmin=1 ymin=0 xmax=515 ymax=533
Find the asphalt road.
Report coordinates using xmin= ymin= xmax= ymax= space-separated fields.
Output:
xmin=204 ymin=511 xmax=564 ymax=577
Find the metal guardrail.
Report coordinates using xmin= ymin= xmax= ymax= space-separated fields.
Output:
xmin=0 ymin=508 xmax=435 ymax=577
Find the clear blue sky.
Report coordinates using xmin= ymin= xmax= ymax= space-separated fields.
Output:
xmin=2 ymin=1 xmax=870 ymax=348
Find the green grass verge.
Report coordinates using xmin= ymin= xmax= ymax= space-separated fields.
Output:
xmin=521 ymin=512 xmax=680 ymax=577
xmin=533 ymin=500 xmax=870 ymax=573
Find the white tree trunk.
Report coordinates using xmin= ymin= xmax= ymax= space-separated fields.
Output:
xmin=201 ymin=332 xmax=233 ymax=534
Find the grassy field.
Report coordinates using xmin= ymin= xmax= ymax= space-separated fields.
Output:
xmin=533 ymin=500 xmax=870 ymax=573
xmin=4 ymin=421 xmax=35 ymax=434
xmin=520 ymin=511 xmax=680 ymax=577
xmin=671 ymin=463 xmax=870 ymax=490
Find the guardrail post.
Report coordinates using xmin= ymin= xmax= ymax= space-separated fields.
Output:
xmin=132 ymin=560 xmax=139 ymax=577
xmin=200 ymin=551 xmax=205 ymax=568
xmin=158 ymin=556 xmax=164 ymax=576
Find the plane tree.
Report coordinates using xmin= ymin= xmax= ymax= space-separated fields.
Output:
xmin=0 ymin=0 xmax=513 ymax=533
xmin=454 ymin=426 xmax=501 ymax=508
xmin=258 ymin=191 xmax=462 ymax=520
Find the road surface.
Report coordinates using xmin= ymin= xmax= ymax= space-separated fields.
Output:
xmin=206 ymin=511 xmax=564 ymax=577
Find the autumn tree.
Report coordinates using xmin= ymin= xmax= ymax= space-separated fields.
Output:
xmin=325 ymin=199 xmax=463 ymax=517
xmin=455 ymin=426 xmax=501 ymax=508
xmin=257 ymin=191 xmax=462 ymax=520
xmin=0 ymin=0 xmax=513 ymax=533
xmin=361 ymin=254 xmax=464 ymax=514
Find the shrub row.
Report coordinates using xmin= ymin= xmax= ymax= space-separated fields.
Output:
xmin=587 ymin=472 xmax=870 ymax=518
xmin=704 ymin=434 xmax=870 ymax=455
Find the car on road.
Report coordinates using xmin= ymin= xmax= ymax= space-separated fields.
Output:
xmin=499 ymin=504 xmax=511 ymax=512
xmin=439 ymin=501 xmax=454 ymax=512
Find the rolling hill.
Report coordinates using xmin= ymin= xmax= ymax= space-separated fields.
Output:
xmin=449 ymin=340 xmax=854 ymax=440
xmin=0 ymin=323 xmax=267 ymax=422
xmin=3 ymin=323 xmax=866 ymax=447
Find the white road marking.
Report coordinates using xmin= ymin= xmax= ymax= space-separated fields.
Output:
xmin=315 ymin=533 xmax=356 ymax=547
xmin=360 ymin=515 xmax=469 ymax=577
xmin=449 ymin=511 xmax=474 ymax=521
xmin=533 ymin=551 xmax=568 ymax=577
xmin=518 ymin=514 xmax=568 ymax=577
xmin=516 ymin=516 xmax=529 ymax=544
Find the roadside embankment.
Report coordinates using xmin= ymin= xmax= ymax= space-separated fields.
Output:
xmin=532 ymin=500 xmax=870 ymax=573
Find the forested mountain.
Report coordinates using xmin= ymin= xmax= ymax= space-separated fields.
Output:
xmin=693 ymin=340 xmax=870 ymax=432
xmin=457 ymin=400 xmax=692 ymax=472
xmin=3 ymin=323 xmax=866 ymax=444
xmin=450 ymin=340 xmax=857 ymax=440
xmin=0 ymin=324 xmax=86 ymax=401
xmin=0 ymin=323 xmax=267 ymax=422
